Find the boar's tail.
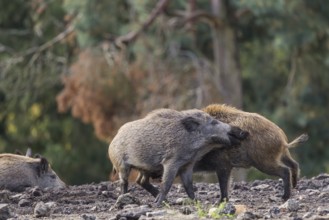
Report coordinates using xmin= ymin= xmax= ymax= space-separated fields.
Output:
xmin=287 ymin=133 xmax=309 ymax=148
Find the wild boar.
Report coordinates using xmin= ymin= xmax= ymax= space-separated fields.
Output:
xmin=195 ymin=104 xmax=308 ymax=201
xmin=0 ymin=153 xmax=66 ymax=191
xmin=108 ymin=108 xmax=249 ymax=205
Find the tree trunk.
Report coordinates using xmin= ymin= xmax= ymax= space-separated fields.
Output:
xmin=211 ymin=0 xmax=246 ymax=181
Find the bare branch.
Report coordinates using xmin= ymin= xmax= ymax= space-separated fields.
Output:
xmin=282 ymin=49 xmax=299 ymax=105
xmin=0 ymin=29 xmax=31 ymax=36
xmin=177 ymin=10 xmax=223 ymax=28
xmin=21 ymin=25 xmax=74 ymax=57
xmin=115 ymin=0 xmax=169 ymax=47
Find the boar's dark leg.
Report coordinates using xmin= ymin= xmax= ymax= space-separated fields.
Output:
xmin=155 ymin=164 xmax=179 ymax=206
xmin=136 ymin=171 xmax=159 ymax=198
xmin=257 ymin=163 xmax=292 ymax=200
xmin=179 ymin=164 xmax=195 ymax=200
xmin=216 ymin=167 xmax=232 ymax=202
xmin=118 ymin=164 xmax=131 ymax=194
xmin=281 ymin=150 xmax=299 ymax=188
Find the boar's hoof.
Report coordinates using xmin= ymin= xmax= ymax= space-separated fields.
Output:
xmin=282 ymin=193 xmax=290 ymax=201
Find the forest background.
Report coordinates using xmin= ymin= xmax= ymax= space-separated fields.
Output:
xmin=1 ymin=0 xmax=328 ymax=185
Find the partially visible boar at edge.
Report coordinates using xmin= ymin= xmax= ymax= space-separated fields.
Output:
xmin=0 ymin=153 xmax=66 ymax=192
xmin=108 ymin=108 xmax=249 ymax=206
xmin=195 ymin=104 xmax=308 ymax=202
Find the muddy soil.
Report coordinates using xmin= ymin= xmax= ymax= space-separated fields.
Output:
xmin=1 ymin=173 xmax=328 ymax=219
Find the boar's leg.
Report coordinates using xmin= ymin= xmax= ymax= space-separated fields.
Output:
xmin=257 ymin=163 xmax=292 ymax=200
xmin=281 ymin=150 xmax=299 ymax=188
xmin=155 ymin=164 xmax=179 ymax=206
xmin=118 ymin=164 xmax=131 ymax=194
xmin=179 ymin=164 xmax=195 ymax=200
xmin=216 ymin=166 xmax=232 ymax=202
xmin=136 ymin=171 xmax=159 ymax=198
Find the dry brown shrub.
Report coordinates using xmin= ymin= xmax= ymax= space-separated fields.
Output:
xmin=56 ymin=48 xmax=136 ymax=140
xmin=57 ymin=46 xmax=223 ymax=141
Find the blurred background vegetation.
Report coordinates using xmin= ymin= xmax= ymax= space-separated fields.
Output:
xmin=1 ymin=0 xmax=328 ymax=185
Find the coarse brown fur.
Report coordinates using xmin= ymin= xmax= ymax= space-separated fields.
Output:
xmin=0 ymin=153 xmax=66 ymax=191
xmin=108 ymin=108 xmax=248 ymax=205
xmin=195 ymin=104 xmax=308 ymax=201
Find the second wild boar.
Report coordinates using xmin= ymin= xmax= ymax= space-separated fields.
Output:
xmin=108 ymin=108 xmax=249 ymax=205
xmin=0 ymin=153 xmax=66 ymax=191
xmin=195 ymin=104 xmax=308 ymax=201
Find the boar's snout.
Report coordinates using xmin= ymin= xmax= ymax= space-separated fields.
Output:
xmin=228 ymin=126 xmax=249 ymax=145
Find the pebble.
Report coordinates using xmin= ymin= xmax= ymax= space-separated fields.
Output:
xmin=18 ymin=199 xmax=31 ymax=207
xmin=269 ymin=206 xmax=281 ymax=218
xmin=90 ymin=206 xmax=97 ymax=211
xmin=114 ymin=193 xmax=140 ymax=209
xmin=116 ymin=206 xmax=152 ymax=219
xmin=146 ymin=210 xmax=167 ymax=217
xmin=63 ymin=207 xmax=72 ymax=214
xmin=10 ymin=194 xmax=23 ymax=200
xmin=317 ymin=206 xmax=329 ymax=216
xmin=221 ymin=202 xmax=236 ymax=215
xmin=45 ymin=202 xmax=57 ymax=209
xmin=174 ymin=197 xmax=193 ymax=205
xmin=268 ymin=195 xmax=280 ymax=202
xmin=81 ymin=214 xmax=96 ymax=220
xmin=302 ymin=212 xmax=313 ymax=218
xmin=229 ymin=198 xmax=242 ymax=203
xmin=305 ymin=189 xmax=320 ymax=196
xmin=280 ymin=199 xmax=299 ymax=212
xmin=251 ymin=184 xmax=270 ymax=191
xmin=179 ymin=206 xmax=194 ymax=215
xmin=98 ymin=184 xmax=108 ymax=191
xmin=30 ymin=187 xmax=43 ymax=197
xmin=319 ymin=191 xmax=329 ymax=200
xmin=123 ymin=204 xmax=139 ymax=209
xmin=208 ymin=202 xmax=236 ymax=217
xmin=34 ymin=201 xmax=50 ymax=218
xmin=207 ymin=191 xmax=220 ymax=197
xmin=101 ymin=191 xmax=116 ymax=198
xmin=0 ymin=204 xmax=11 ymax=220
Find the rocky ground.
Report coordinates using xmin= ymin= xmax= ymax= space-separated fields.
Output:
xmin=0 ymin=173 xmax=328 ymax=220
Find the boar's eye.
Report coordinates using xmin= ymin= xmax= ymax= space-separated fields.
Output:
xmin=211 ymin=120 xmax=219 ymax=125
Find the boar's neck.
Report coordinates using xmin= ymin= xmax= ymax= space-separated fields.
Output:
xmin=194 ymin=143 xmax=220 ymax=162
xmin=209 ymin=112 xmax=239 ymax=124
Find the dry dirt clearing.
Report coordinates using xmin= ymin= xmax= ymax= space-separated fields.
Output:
xmin=0 ymin=173 xmax=328 ymax=219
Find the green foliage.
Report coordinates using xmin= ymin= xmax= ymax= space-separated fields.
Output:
xmin=193 ymin=200 xmax=235 ymax=219
xmin=195 ymin=200 xmax=208 ymax=218
xmin=63 ymin=0 xmax=130 ymax=47
xmin=236 ymin=0 xmax=329 ymax=177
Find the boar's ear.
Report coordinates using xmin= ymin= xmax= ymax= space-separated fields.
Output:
xmin=34 ymin=153 xmax=42 ymax=158
xmin=181 ymin=116 xmax=200 ymax=132
xmin=36 ymin=157 xmax=49 ymax=176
